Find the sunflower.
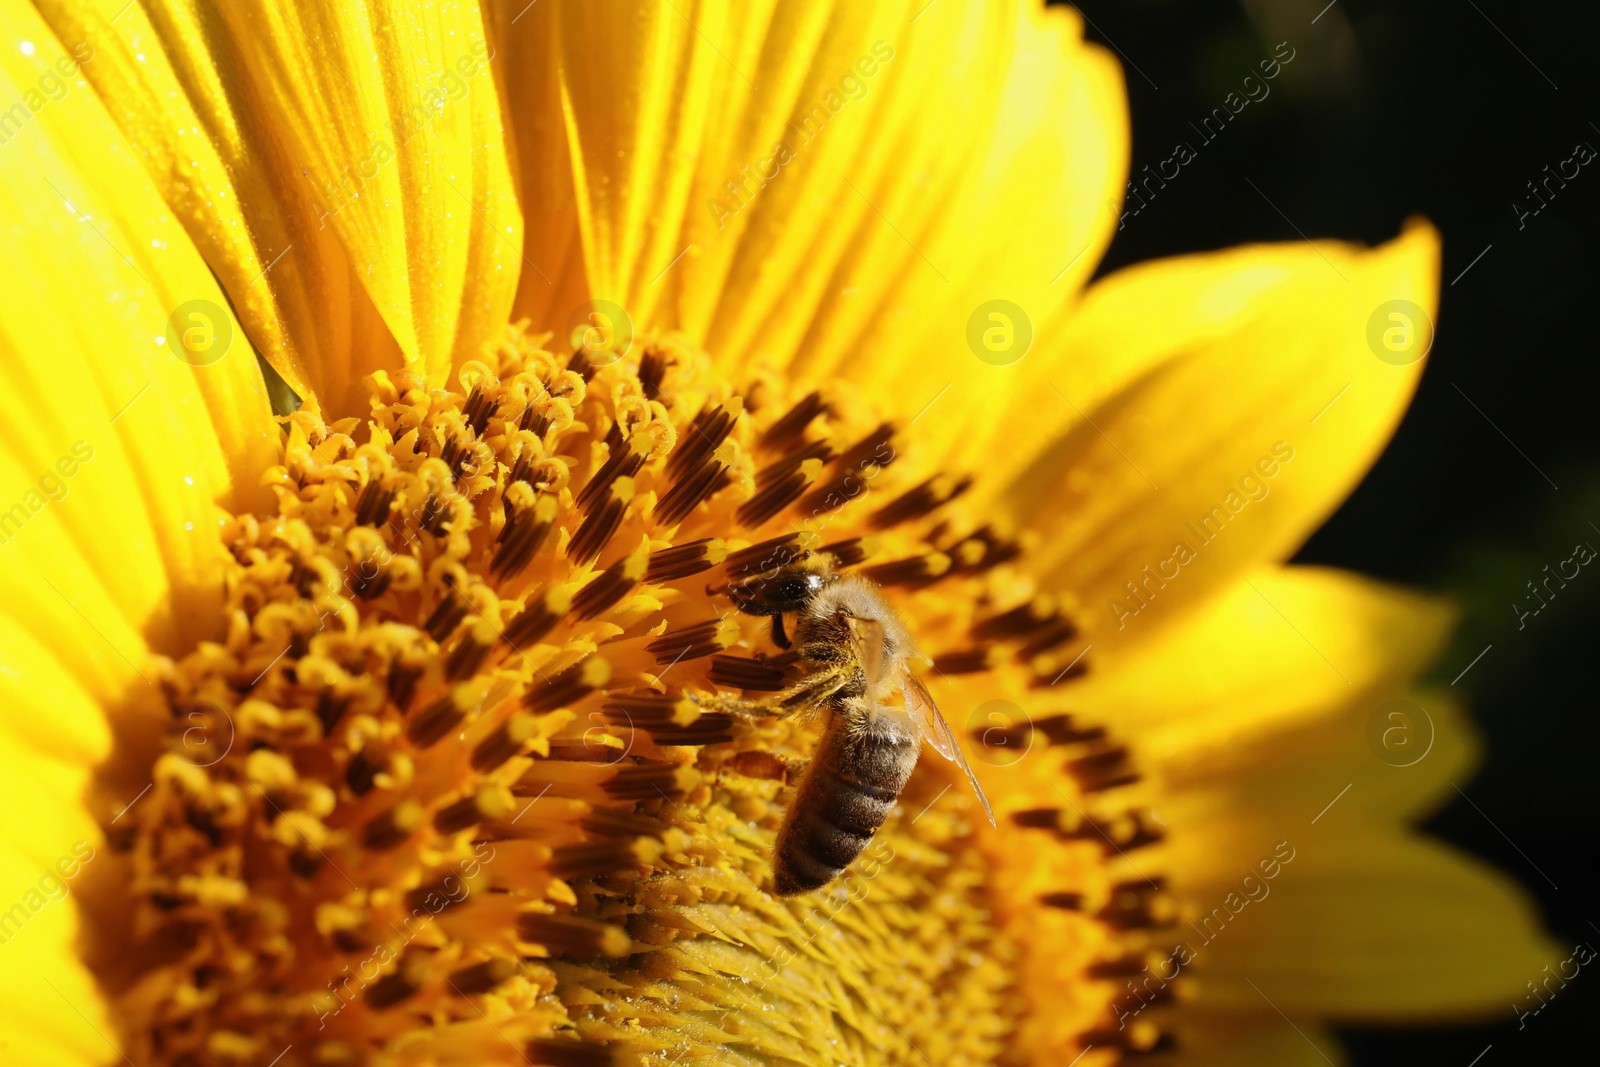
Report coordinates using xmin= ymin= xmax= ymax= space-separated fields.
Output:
xmin=0 ymin=1 xmax=1557 ymax=1065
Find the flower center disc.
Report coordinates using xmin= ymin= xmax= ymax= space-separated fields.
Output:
xmin=95 ymin=326 xmax=1163 ymax=1066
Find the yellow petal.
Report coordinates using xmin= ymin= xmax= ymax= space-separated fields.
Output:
xmin=1159 ymin=692 xmax=1478 ymax=873
xmin=1154 ymin=693 xmax=1558 ymax=1021
xmin=1 ymin=0 xmax=275 ymax=652
xmin=800 ymin=1 xmax=1129 ymax=470
xmin=508 ymin=0 xmax=1127 ymax=427
xmin=0 ymin=10 xmax=278 ymax=1054
xmin=495 ymin=0 xmax=588 ymax=330
xmin=1166 ymin=1020 xmax=1348 ymax=1067
xmin=37 ymin=0 xmax=522 ymax=415
xmin=0 ymin=838 xmax=110 ymax=1067
xmin=994 ymin=220 xmax=1440 ymax=644
xmin=1191 ymin=829 xmax=1559 ymax=1020
xmin=1072 ymin=566 xmax=1456 ymax=766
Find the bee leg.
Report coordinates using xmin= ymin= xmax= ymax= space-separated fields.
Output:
xmin=778 ymin=755 xmax=810 ymax=785
xmin=728 ymin=750 xmax=810 ymax=784
xmin=688 ymin=692 xmax=793 ymax=722
xmin=690 ymin=665 xmax=843 ymax=724
xmin=769 ymin=613 xmax=791 ymax=649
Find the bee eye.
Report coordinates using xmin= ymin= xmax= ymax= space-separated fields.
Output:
xmin=775 ymin=578 xmax=807 ymax=600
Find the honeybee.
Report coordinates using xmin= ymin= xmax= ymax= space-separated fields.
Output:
xmin=719 ymin=559 xmax=995 ymax=895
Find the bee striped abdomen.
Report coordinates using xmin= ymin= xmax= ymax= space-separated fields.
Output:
xmin=772 ymin=712 xmax=918 ymax=896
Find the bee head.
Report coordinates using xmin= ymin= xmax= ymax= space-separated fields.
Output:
xmin=726 ymin=562 xmax=833 ymax=617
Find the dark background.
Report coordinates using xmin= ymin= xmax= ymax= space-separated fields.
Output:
xmin=1072 ymin=0 xmax=1598 ymax=1062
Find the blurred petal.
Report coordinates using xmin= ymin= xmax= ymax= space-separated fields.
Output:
xmin=1073 ymin=566 xmax=1456 ymax=765
xmin=1156 ymin=691 xmax=1558 ymax=1022
xmin=1194 ymin=830 xmax=1558 ymax=1020
xmin=0 ymin=837 xmax=109 ymax=1067
xmin=995 ymin=221 xmax=1440 ymax=646
xmin=1168 ymin=1020 xmax=1348 ymax=1067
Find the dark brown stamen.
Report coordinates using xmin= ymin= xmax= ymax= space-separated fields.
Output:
xmin=946 ymin=526 xmax=1021 ymax=573
xmin=869 ymin=474 xmax=972 ymax=530
xmin=433 ymin=785 xmax=514 ymax=835
xmin=644 ymin=538 xmax=728 ymax=583
xmin=349 ymin=560 xmax=391 ymax=600
xmin=550 ymin=838 xmax=658 ymax=880
xmin=862 ymin=552 xmax=951 ymax=586
xmin=354 ymin=480 xmax=394 ymax=526
xmin=462 ymin=384 xmax=496 ymax=436
xmin=492 ymin=495 xmax=558 ymax=581
xmin=604 ymin=697 xmax=734 ymax=745
xmin=471 ymin=711 xmax=539 ymax=773
xmin=344 ymin=744 xmax=388 ymax=797
xmin=707 ymin=654 xmax=790 ymax=691
xmin=449 ymin=957 xmax=519 ymax=996
xmin=1011 ymin=808 xmax=1164 ymax=852
xmin=363 ymin=953 xmax=429 ymax=1009
xmin=971 ymin=598 xmax=1058 ymax=642
xmin=444 ymin=621 xmax=497 ymax=681
xmin=602 ymin=694 xmax=701 ymax=727
xmin=362 ymin=800 xmax=423 ymax=850
xmin=566 ymin=345 xmax=602 ymax=383
xmin=570 ymin=548 xmax=649 ymax=620
xmin=817 ymin=536 xmax=881 ymax=567
xmin=315 ymin=691 xmax=348 ymax=735
xmin=1085 ymin=951 xmax=1169 ymax=978
xmin=403 ymin=874 xmax=476 ymax=915
xmin=576 ymin=435 xmax=652 ymax=513
xmin=666 ymin=403 xmax=737 ymax=481
xmin=1099 ymin=882 xmax=1177 ymax=929
xmin=1032 ymin=715 xmax=1107 ymax=746
xmin=281 ymin=849 xmax=315 ymax=878
xmin=600 ymin=763 xmax=698 ymax=800
xmin=525 ymin=658 xmax=612 ymax=713
xmin=519 ymin=399 xmax=552 ymax=437
xmin=754 ymin=438 xmax=834 ymax=487
xmin=931 ymin=647 xmax=1005 ymax=675
xmin=423 ymin=590 xmax=469 ymax=643
xmin=1017 ymin=618 xmax=1080 ymax=660
xmin=1078 ymin=1022 xmax=1163 ymax=1053
xmin=579 ymin=808 xmax=669 ymax=840
xmin=1030 ymin=653 xmax=1091 ymax=687
xmin=760 ymin=389 xmax=828 ymax=448
xmin=796 ymin=422 xmax=897 ymax=516
xmin=517 ymin=912 xmax=631 ymax=958
xmin=502 ymin=588 xmax=572 ymax=652
xmin=387 ymin=655 xmax=426 ymax=711
xmin=737 ymin=459 xmax=821 ymax=526
xmin=1124 ymin=1033 xmax=1179 ymax=1057
xmin=545 ymin=736 xmax=627 ymax=762
xmin=722 ymin=532 xmax=819 ymax=579
xmin=645 ymin=619 xmax=740 ymax=665
xmin=638 ymin=346 xmax=669 ymax=400
xmin=568 ymin=477 xmax=633 ymax=568
xmin=407 ymin=692 xmax=469 ymax=748
xmin=1068 ymin=745 xmax=1140 ymax=793
xmin=644 ymin=714 xmax=733 ymax=746
xmin=653 ymin=453 xmax=730 ymax=527
xmin=525 ymin=1037 xmax=635 ymax=1067
xmin=419 ymin=489 xmax=453 ymax=536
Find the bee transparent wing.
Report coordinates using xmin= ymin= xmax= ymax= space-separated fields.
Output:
xmin=901 ymin=669 xmax=996 ymax=827
xmin=845 ymin=616 xmax=887 ymax=711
